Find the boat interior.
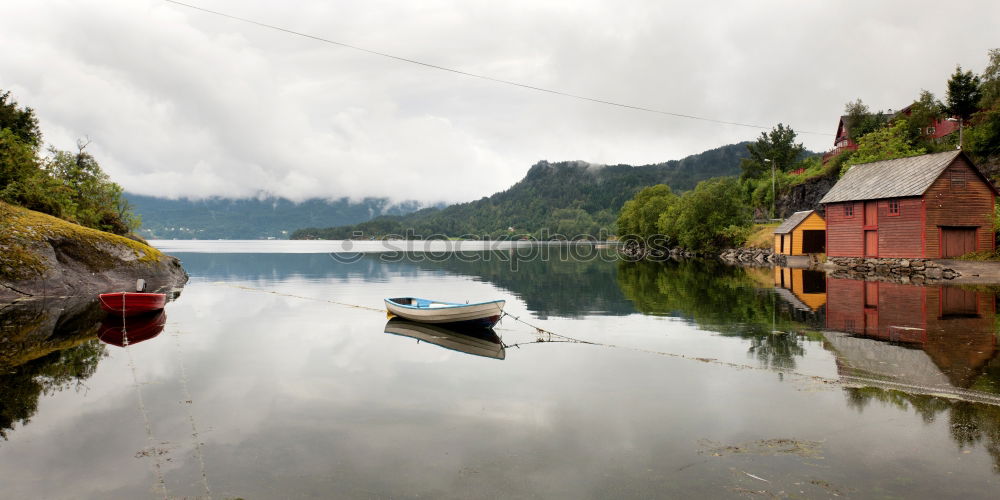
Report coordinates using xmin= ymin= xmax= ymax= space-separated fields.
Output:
xmin=388 ymin=297 xmax=452 ymax=308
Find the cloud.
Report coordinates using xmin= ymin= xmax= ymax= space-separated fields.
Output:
xmin=1 ymin=0 xmax=997 ymax=203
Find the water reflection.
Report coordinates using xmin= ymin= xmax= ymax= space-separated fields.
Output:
xmin=616 ymin=260 xmax=818 ymax=371
xmin=821 ymin=277 xmax=999 ymax=391
xmin=617 ymin=261 xmax=1000 ymax=395
xmin=383 ymin=318 xmax=505 ymax=360
xmin=175 ymin=248 xmax=635 ymax=318
xmin=772 ymin=267 xmax=827 ymax=313
xmin=846 ymin=386 xmax=1000 ymax=473
xmin=6 ymin=249 xmax=1000 ymax=496
xmin=97 ymin=311 xmax=167 ymax=348
xmin=0 ymin=298 xmax=108 ymax=439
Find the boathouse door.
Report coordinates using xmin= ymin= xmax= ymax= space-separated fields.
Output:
xmin=864 ymin=231 xmax=878 ymax=257
xmin=864 ymin=201 xmax=878 ymax=257
xmin=940 ymin=227 xmax=977 ymax=258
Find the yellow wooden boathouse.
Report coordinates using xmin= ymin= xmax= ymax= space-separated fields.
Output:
xmin=773 ymin=210 xmax=826 ymax=256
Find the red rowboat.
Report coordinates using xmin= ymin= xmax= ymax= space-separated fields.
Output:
xmin=98 ymin=292 xmax=167 ymax=317
xmin=98 ymin=310 xmax=167 ymax=347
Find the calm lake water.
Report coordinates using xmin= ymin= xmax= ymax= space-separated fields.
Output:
xmin=2 ymin=241 xmax=1000 ymax=498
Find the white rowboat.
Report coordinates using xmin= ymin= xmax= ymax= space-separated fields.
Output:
xmin=384 ymin=297 xmax=505 ymax=328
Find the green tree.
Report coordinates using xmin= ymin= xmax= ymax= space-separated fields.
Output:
xmin=906 ymin=90 xmax=945 ymax=140
xmin=947 ymin=65 xmax=983 ymax=121
xmin=980 ymin=49 xmax=1000 ymax=109
xmin=546 ymin=208 xmax=601 ymax=239
xmin=658 ymin=177 xmax=751 ymax=252
xmin=616 ymin=184 xmax=677 ymax=239
xmin=43 ymin=142 xmax=138 ymax=234
xmin=966 ymin=49 xmax=1000 ymax=162
xmin=845 ymin=118 xmax=926 ymax=171
xmin=844 ymin=98 xmax=889 ymax=142
xmin=0 ymin=129 xmax=38 ymax=193
xmin=0 ymin=91 xmax=43 ymax=199
xmin=740 ymin=124 xmax=805 ymax=179
xmin=0 ymin=91 xmax=41 ymax=148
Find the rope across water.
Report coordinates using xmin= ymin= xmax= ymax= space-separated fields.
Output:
xmin=215 ymin=282 xmax=1000 ymax=408
xmin=116 ymin=292 xmax=170 ymax=499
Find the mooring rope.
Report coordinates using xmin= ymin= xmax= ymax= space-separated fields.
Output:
xmin=496 ymin=309 xmax=598 ymax=345
xmin=212 ymin=283 xmax=1000 ymax=408
xmin=170 ymin=327 xmax=213 ymax=499
xmin=118 ymin=292 xmax=170 ymax=499
xmin=493 ymin=306 xmax=1000 ymax=407
xmin=213 ymin=283 xmax=383 ymax=311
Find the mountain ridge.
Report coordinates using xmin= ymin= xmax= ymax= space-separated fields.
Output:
xmin=292 ymin=142 xmax=756 ymax=239
xmin=128 ymin=194 xmax=426 ymax=240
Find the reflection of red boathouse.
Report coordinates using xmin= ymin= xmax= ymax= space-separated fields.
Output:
xmin=825 ymin=278 xmax=998 ymax=387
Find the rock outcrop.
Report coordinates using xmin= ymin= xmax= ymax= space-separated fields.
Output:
xmin=0 ymin=202 xmax=187 ymax=304
xmin=774 ymin=174 xmax=838 ymax=219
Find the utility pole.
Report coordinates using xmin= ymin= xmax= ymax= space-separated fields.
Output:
xmin=765 ymin=158 xmax=774 ymax=219
xmin=947 ymin=117 xmax=964 ymax=150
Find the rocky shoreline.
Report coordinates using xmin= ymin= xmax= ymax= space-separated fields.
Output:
xmin=620 ymin=243 xmax=969 ymax=285
xmin=1 ymin=202 xmax=188 ymax=305
xmin=617 ymin=239 xmax=700 ymax=260
xmin=718 ymin=247 xmax=780 ymax=266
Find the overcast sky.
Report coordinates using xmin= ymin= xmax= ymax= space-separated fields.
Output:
xmin=1 ymin=0 xmax=997 ymax=204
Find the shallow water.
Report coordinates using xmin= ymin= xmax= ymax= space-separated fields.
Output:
xmin=2 ymin=242 xmax=999 ymax=498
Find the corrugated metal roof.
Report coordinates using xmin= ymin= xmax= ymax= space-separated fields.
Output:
xmin=818 ymin=151 xmax=962 ymax=204
xmin=774 ymin=210 xmax=815 ymax=234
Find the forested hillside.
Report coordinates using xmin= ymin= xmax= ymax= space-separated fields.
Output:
xmin=292 ymin=142 xmax=753 ymax=239
xmin=129 ymin=195 xmax=424 ymax=240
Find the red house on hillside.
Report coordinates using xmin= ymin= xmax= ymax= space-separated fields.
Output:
xmin=820 ymin=151 xmax=998 ymax=258
xmin=897 ymin=103 xmax=961 ymax=140
xmin=822 ymin=116 xmax=859 ymax=163
xmin=822 ymin=108 xmax=962 ymax=164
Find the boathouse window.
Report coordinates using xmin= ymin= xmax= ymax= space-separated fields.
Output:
xmin=888 ymin=199 xmax=900 ymax=216
xmin=951 ymin=170 xmax=966 ymax=191
xmin=844 ymin=204 xmax=854 ymax=217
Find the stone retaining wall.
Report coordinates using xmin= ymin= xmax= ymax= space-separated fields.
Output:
xmin=826 ymin=257 xmax=960 ymax=284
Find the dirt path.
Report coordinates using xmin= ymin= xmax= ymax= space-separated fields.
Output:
xmin=935 ymin=259 xmax=1000 ymax=284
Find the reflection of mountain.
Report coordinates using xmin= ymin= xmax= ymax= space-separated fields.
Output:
xmin=823 ymin=278 xmax=999 ymax=390
xmin=174 ymin=249 xmax=636 ymax=319
xmin=419 ymin=247 xmax=634 ymax=319
xmin=0 ymin=298 xmax=107 ymax=439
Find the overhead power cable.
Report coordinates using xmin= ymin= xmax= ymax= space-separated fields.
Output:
xmin=163 ymin=0 xmax=833 ymax=136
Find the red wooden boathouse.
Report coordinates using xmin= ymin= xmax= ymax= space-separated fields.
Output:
xmin=819 ymin=151 xmax=998 ymax=259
